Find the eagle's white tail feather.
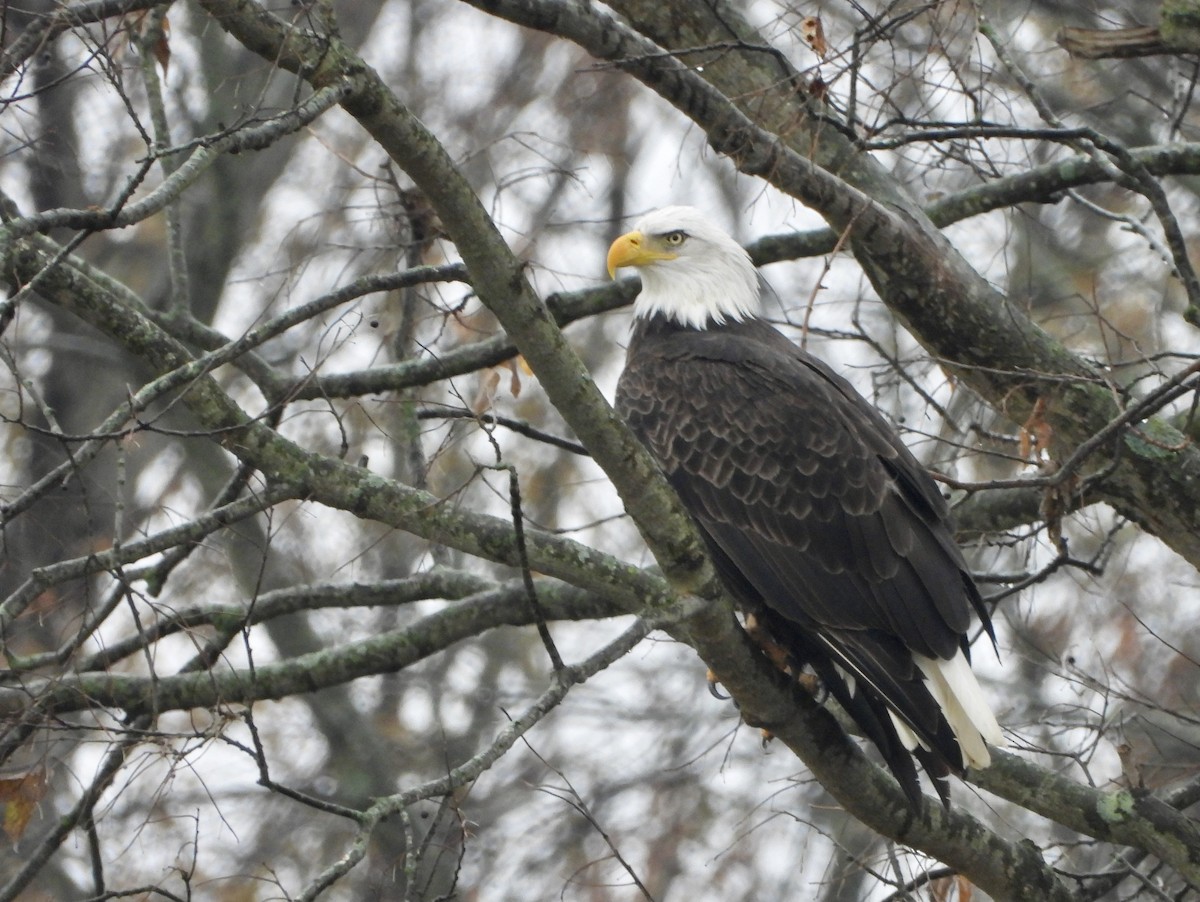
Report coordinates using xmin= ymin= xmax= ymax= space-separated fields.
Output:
xmin=914 ymin=651 xmax=1003 ymax=770
xmin=888 ymin=710 xmax=923 ymax=752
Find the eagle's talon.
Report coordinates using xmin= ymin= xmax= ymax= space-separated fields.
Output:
xmin=745 ymin=611 xmax=794 ymax=674
xmin=706 ymin=669 xmax=729 ymax=699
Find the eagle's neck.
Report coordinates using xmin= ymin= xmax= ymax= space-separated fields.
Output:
xmin=632 ymin=253 xmax=761 ymax=330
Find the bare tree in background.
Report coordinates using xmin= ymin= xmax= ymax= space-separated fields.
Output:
xmin=3 ymin=1 xmax=1200 ymax=899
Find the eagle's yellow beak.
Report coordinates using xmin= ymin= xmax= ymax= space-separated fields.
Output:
xmin=606 ymin=230 xmax=678 ymax=278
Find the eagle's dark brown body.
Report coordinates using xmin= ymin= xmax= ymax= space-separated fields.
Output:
xmin=616 ymin=313 xmax=994 ymax=804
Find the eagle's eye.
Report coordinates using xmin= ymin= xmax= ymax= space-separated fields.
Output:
xmin=662 ymin=230 xmax=687 ymax=247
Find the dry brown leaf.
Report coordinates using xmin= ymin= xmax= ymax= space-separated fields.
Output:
xmin=1041 ymin=481 xmax=1066 ymax=552
xmin=927 ymin=873 xmax=975 ymax=901
xmin=0 ymin=767 xmax=47 ymax=843
xmin=153 ymin=15 xmax=172 ymax=74
xmin=1116 ymin=741 xmax=1145 ymax=789
xmin=1019 ymin=397 xmax=1052 ymax=460
xmin=504 ymin=357 xmax=524 ymax=398
xmin=127 ymin=12 xmax=171 ymax=73
xmin=471 ymin=369 xmax=502 ymax=415
xmin=930 ymin=874 xmax=953 ymax=902
xmin=800 ymin=16 xmax=829 ymax=59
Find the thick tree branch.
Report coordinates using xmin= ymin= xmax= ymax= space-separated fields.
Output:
xmin=1059 ymin=1 xmax=1200 ymax=60
xmin=752 ymin=142 xmax=1200 ymax=263
xmin=0 ymin=580 xmax=628 ymax=722
xmin=977 ymin=748 xmax=1200 ymax=887
xmin=1058 ymin=26 xmax=1173 ymax=60
xmin=6 ymin=569 xmax=499 ymax=675
xmin=0 ymin=0 xmax=164 ymax=80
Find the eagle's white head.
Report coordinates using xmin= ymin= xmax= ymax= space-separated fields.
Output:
xmin=607 ymin=206 xmax=761 ymax=329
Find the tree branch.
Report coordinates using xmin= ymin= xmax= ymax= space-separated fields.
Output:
xmin=1059 ymin=2 xmax=1200 ymax=60
xmin=976 ymin=748 xmax=1200 ymax=887
xmin=0 ymin=578 xmax=630 ymax=723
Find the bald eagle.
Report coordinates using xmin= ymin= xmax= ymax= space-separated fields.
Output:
xmin=608 ymin=206 xmax=1001 ymax=805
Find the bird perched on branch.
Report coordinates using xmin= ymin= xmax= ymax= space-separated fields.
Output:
xmin=607 ymin=206 xmax=1002 ymax=805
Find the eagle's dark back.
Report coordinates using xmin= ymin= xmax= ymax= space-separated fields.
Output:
xmin=616 ymin=313 xmax=995 ymax=804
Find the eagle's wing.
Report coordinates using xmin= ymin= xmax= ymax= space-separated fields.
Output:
xmin=616 ymin=319 xmax=994 ymax=790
